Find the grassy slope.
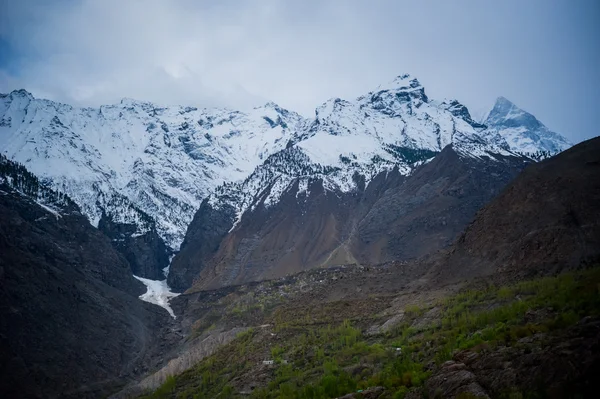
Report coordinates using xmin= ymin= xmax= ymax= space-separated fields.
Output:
xmin=141 ymin=267 xmax=600 ymax=399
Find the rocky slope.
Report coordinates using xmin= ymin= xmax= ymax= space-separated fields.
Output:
xmin=133 ymin=257 xmax=600 ymax=399
xmin=0 ymin=157 xmax=179 ymax=399
xmin=434 ymin=136 xmax=600 ymax=284
xmin=352 ymin=145 xmax=530 ymax=265
xmin=169 ymin=75 xmax=536 ymax=291
xmin=173 ymin=145 xmax=530 ymax=292
xmin=98 ymin=214 xmax=171 ymax=280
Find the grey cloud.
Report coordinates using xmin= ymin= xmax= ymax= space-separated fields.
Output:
xmin=0 ymin=0 xmax=598 ymax=143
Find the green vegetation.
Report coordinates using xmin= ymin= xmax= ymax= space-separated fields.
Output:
xmin=152 ymin=376 xmax=177 ymax=399
xmin=384 ymin=268 xmax=600 ymax=370
xmin=140 ymin=267 xmax=600 ymax=399
xmin=426 ymin=269 xmax=600 ymax=362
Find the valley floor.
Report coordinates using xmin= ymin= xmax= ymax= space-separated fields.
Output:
xmin=134 ymin=265 xmax=600 ymax=399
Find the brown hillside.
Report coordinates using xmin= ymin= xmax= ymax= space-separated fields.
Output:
xmin=435 ymin=136 xmax=600 ymax=283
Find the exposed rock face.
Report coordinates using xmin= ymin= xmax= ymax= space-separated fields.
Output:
xmin=436 ymin=136 xmax=600 ymax=283
xmin=442 ymin=99 xmax=487 ymax=130
xmin=179 ymin=169 xmax=404 ymax=291
xmin=0 ymin=184 xmax=175 ymax=399
xmin=426 ymin=361 xmax=489 ymax=399
xmin=98 ymin=214 xmax=170 ymax=279
xmin=353 ymin=146 xmax=530 ymax=264
xmin=174 ymin=146 xmax=529 ymax=292
xmin=168 ymin=199 xmax=238 ymax=291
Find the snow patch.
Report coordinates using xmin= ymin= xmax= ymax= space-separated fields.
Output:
xmin=162 ymin=254 xmax=176 ymax=278
xmin=35 ymin=201 xmax=62 ymax=219
xmin=133 ymin=275 xmax=180 ymax=318
xmin=228 ymin=209 xmax=244 ymax=233
xmin=296 ymin=178 xmax=309 ymax=198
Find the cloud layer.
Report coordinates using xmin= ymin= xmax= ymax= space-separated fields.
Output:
xmin=1 ymin=0 xmax=598 ymax=142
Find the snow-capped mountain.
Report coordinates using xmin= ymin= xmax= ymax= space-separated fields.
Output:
xmin=0 ymin=90 xmax=303 ymax=249
xmin=202 ymin=75 xmax=517 ymax=228
xmin=0 ymin=75 xmax=572 ymax=259
xmin=481 ymin=96 xmax=572 ymax=156
xmin=168 ymin=75 xmax=536 ymax=290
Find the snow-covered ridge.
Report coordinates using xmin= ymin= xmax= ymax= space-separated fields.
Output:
xmin=1 ymin=75 xmax=572 ymax=248
xmin=206 ymin=74 xmax=533 ymax=225
xmin=0 ymin=153 xmax=78 ymax=216
xmin=0 ymin=90 xmax=304 ymax=249
xmin=481 ymin=96 xmax=572 ymax=155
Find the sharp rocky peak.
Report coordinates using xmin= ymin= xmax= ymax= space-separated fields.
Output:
xmin=378 ymin=73 xmax=422 ymax=92
xmin=483 ymin=96 xmax=572 ymax=154
xmin=256 ymin=101 xmax=281 ymax=109
xmin=119 ymin=97 xmax=142 ymax=106
xmin=253 ymin=101 xmax=292 ymax=116
xmin=118 ymin=97 xmax=159 ymax=110
xmin=364 ymin=73 xmax=429 ymax=106
xmin=486 ymin=96 xmax=537 ymax=126
xmin=3 ymin=89 xmax=34 ymax=102
xmin=442 ymin=99 xmax=487 ymax=130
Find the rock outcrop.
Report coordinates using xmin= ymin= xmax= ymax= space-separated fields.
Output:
xmin=426 ymin=317 xmax=600 ymax=398
xmin=168 ymin=199 xmax=238 ymax=291
xmin=353 ymin=145 xmax=529 ymax=264
xmin=98 ymin=214 xmax=170 ymax=279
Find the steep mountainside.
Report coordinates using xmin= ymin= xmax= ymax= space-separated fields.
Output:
xmin=0 ymin=90 xmax=303 ymax=250
xmin=170 ymin=75 xmax=535 ymax=291
xmin=435 ymin=136 xmax=600 ymax=283
xmin=0 ymin=158 xmax=178 ymax=399
xmin=2 ymin=74 xmax=572 ymax=285
xmin=173 ymin=145 xmax=529 ymax=292
xmin=353 ymin=145 xmax=530 ymax=264
xmin=1 ymin=77 xmax=571 ymax=252
xmin=129 ymin=139 xmax=600 ymax=399
xmin=174 ymin=167 xmax=405 ymax=291
xmin=0 ymin=153 xmax=78 ymax=214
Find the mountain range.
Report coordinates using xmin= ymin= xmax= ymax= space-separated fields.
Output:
xmin=0 ymin=74 xmax=571 ymax=285
xmin=2 ymin=72 xmax=598 ymax=399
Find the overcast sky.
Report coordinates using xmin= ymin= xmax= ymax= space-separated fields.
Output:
xmin=1 ymin=0 xmax=598 ymax=143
